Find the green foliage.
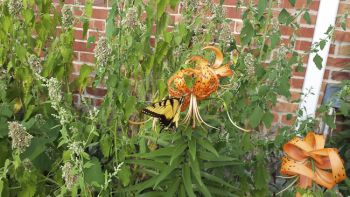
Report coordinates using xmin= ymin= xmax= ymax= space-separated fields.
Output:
xmin=0 ymin=0 xmax=346 ymax=196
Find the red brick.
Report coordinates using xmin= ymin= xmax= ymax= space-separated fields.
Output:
xmin=331 ymin=71 xmax=350 ymax=81
xmin=281 ymin=114 xmax=296 ymax=125
xmin=297 ymin=27 xmax=314 ymax=38
xmin=335 ymin=31 xmax=350 ymax=42
xmin=92 ymin=8 xmax=109 ymax=19
xmin=280 ymin=25 xmax=293 ymax=36
xmin=290 ymin=91 xmax=301 ymax=101
xmin=88 ymin=31 xmax=100 ymax=41
xmin=213 ymin=0 xmax=237 ymax=5
xmin=327 ymin=57 xmax=350 ymax=68
xmin=93 ymin=20 xmax=106 ymax=31
xmin=271 ymin=112 xmax=280 ymax=123
xmin=94 ymin=98 xmax=104 ymax=106
xmin=86 ymin=87 xmax=107 ymax=96
xmin=225 ymin=7 xmax=243 ymax=19
xmin=166 ymin=6 xmax=179 ymax=14
xmin=295 ymin=40 xmax=311 ymax=51
xmin=329 ymin=44 xmax=336 ymax=55
xmin=73 ymin=52 xmax=80 ymax=61
xmin=300 ymin=13 xmax=317 ymax=25
xmin=235 ymin=21 xmax=243 ymax=33
xmin=73 ymin=41 xmax=96 ymax=53
xmin=80 ymin=52 xmax=95 ymax=63
xmin=338 ymin=3 xmax=350 ymax=15
xmin=292 ymin=67 xmax=306 ymax=77
xmin=74 ymin=29 xmax=84 ymax=40
xmin=323 ymin=69 xmax=330 ymax=79
xmin=290 ymin=78 xmax=304 ymax=89
xmin=273 ymin=102 xmax=298 ymax=113
xmin=338 ymin=44 xmax=350 ymax=56
xmin=280 ymin=0 xmax=319 ymax=11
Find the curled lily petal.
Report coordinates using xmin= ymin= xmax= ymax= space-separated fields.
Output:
xmin=203 ymin=46 xmax=223 ymax=68
xmin=280 ymin=132 xmax=347 ymax=194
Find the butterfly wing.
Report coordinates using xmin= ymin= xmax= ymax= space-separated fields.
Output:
xmin=142 ymin=97 xmax=183 ymax=129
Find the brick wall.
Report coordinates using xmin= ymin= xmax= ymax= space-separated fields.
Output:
xmin=57 ymin=0 xmax=350 ymax=126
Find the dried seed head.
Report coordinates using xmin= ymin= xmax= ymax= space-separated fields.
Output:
xmin=94 ymin=36 xmax=112 ymax=66
xmin=46 ymin=77 xmax=62 ymax=108
xmin=244 ymin=53 xmax=255 ymax=76
xmin=339 ymin=84 xmax=350 ymax=101
xmin=28 ymin=54 xmax=42 ymax=74
xmin=278 ymin=45 xmax=288 ymax=58
xmin=8 ymin=0 xmax=22 ymax=15
xmin=62 ymin=5 xmax=74 ymax=30
xmin=62 ymin=162 xmax=78 ymax=190
xmin=68 ymin=141 xmax=84 ymax=156
xmin=8 ymin=121 xmax=33 ymax=153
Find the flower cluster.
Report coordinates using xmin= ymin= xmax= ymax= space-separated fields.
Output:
xmin=8 ymin=0 xmax=22 ymax=15
xmin=61 ymin=162 xmax=78 ymax=190
xmin=122 ymin=7 xmax=139 ymax=28
xmin=8 ymin=121 xmax=33 ymax=153
xmin=244 ymin=53 xmax=255 ymax=76
xmin=52 ymin=107 xmax=72 ymax=126
xmin=339 ymin=83 xmax=350 ymax=101
xmin=94 ymin=36 xmax=112 ymax=66
xmin=68 ymin=141 xmax=84 ymax=157
xmin=46 ymin=77 xmax=62 ymax=109
xmin=61 ymin=5 xmax=74 ymax=30
xmin=28 ymin=54 xmax=42 ymax=74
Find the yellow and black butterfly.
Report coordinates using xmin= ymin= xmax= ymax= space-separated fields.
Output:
xmin=142 ymin=97 xmax=184 ymax=130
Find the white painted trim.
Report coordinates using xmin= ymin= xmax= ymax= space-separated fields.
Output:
xmin=298 ymin=0 xmax=340 ymax=120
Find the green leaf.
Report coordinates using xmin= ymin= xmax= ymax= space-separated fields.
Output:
xmin=157 ymin=0 xmax=170 ymax=19
xmin=0 ymin=118 xmax=8 ymax=138
xmin=82 ymin=18 xmax=89 ymax=38
xmin=196 ymin=137 xmax=218 ymax=157
xmin=21 ymin=137 xmax=49 ymax=160
xmin=270 ymin=31 xmax=281 ymax=48
xmin=100 ymin=134 xmax=112 ymax=158
xmin=165 ymin=177 xmax=180 ymax=197
xmin=153 ymin=158 xmax=180 ymax=188
xmin=319 ymin=40 xmax=326 ymax=50
xmin=182 ymin=164 xmax=196 ymax=197
xmin=124 ymin=96 xmax=136 ymax=120
xmin=262 ymin=112 xmax=274 ymax=128
xmin=323 ymin=115 xmax=336 ymax=129
xmin=131 ymin=146 xmax=175 ymax=158
xmin=119 ymin=165 xmax=131 ymax=187
xmin=87 ymin=36 xmax=96 ymax=48
xmin=18 ymin=183 xmax=36 ymax=197
xmin=0 ymin=180 xmax=3 ymax=196
xmin=125 ymin=159 xmax=167 ymax=170
xmin=254 ymin=153 xmax=270 ymax=190
xmin=303 ymin=11 xmax=311 ymax=25
xmin=188 ymin=139 xmax=196 ymax=161
xmin=169 ymin=143 xmax=187 ymax=165
xmin=73 ymin=64 xmax=93 ymax=91
xmin=84 ymin=157 xmax=104 ymax=187
xmin=257 ymin=0 xmax=267 ymax=17
xmin=201 ymin=172 xmax=238 ymax=190
xmin=249 ymin=106 xmax=264 ymax=128
xmin=288 ymin=0 xmax=296 ymax=6
xmin=85 ymin=0 xmax=93 ymax=17
xmin=190 ymin=157 xmax=203 ymax=187
xmin=203 ymin=161 xmax=241 ymax=169
xmin=313 ymin=53 xmax=323 ymax=69
xmin=198 ymin=151 xmax=236 ymax=162
xmin=240 ymin=21 xmax=254 ymax=45
xmin=278 ymin=9 xmax=291 ymax=24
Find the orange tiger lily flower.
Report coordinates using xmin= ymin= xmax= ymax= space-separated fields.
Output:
xmin=280 ymin=132 xmax=346 ymax=194
xmin=167 ymin=46 xmax=233 ymax=128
